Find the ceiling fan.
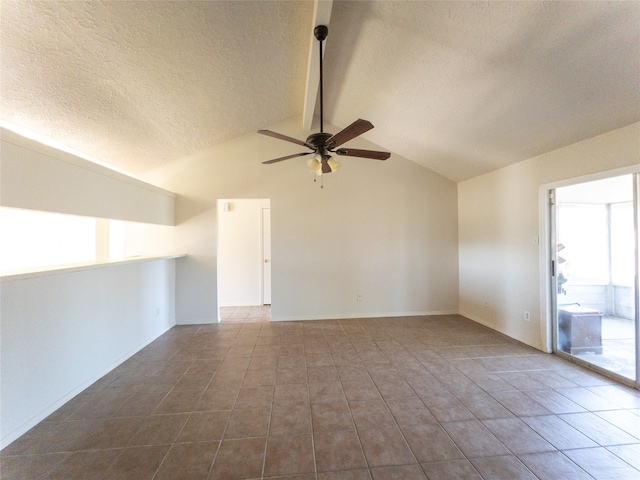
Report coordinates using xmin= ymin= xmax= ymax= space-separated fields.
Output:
xmin=258 ymin=25 xmax=390 ymax=176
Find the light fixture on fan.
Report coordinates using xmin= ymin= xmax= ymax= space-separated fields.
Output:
xmin=308 ymin=154 xmax=340 ymax=176
xmin=257 ymin=25 xmax=390 ymax=181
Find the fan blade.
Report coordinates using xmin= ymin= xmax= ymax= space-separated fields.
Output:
xmin=321 ymin=159 xmax=332 ymax=174
xmin=335 ymin=148 xmax=390 ymax=160
xmin=326 ymin=119 xmax=374 ymax=148
xmin=262 ymin=152 xmax=312 ymax=164
xmin=258 ymin=130 xmax=314 ymax=149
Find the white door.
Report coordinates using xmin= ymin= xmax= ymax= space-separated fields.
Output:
xmin=262 ymin=207 xmax=272 ymax=305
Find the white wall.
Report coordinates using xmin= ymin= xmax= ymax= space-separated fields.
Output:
xmin=142 ymin=117 xmax=459 ymax=323
xmin=218 ymin=199 xmax=270 ymax=307
xmin=0 ymin=129 xmax=180 ymax=449
xmin=119 ymin=221 xmax=177 ymax=258
xmin=0 ymin=128 xmax=175 ymax=225
xmin=1 ymin=259 xmax=176 ymax=448
xmin=458 ymin=122 xmax=640 ymax=350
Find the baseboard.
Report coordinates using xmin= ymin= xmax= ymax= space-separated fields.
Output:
xmin=1 ymin=323 xmax=175 ymax=450
xmin=176 ymin=318 xmax=218 ymax=325
xmin=458 ymin=310 xmax=544 ymax=351
xmin=271 ymin=310 xmax=459 ymax=322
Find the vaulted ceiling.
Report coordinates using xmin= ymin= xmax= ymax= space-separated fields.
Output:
xmin=2 ymin=1 xmax=638 ymax=182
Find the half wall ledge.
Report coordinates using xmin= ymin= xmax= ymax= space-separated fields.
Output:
xmin=0 ymin=254 xmax=186 ymax=282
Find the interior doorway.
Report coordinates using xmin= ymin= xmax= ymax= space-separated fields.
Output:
xmin=217 ymin=199 xmax=271 ymax=323
xmin=549 ymin=173 xmax=639 ymax=385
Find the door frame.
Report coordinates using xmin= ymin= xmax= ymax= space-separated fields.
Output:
xmin=261 ymin=206 xmax=271 ymax=306
xmin=539 ymin=165 xmax=640 ymax=387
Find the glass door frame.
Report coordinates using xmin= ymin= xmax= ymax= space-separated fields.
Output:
xmin=635 ymin=173 xmax=640 ymax=384
xmin=542 ymin=167 xmax=640 ymax=389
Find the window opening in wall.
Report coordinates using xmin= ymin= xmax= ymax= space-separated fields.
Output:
xmin=0 ymin=207 xmax=96 ymax=271
xmin=0 ymin=208 xmax=172 ymax=274
xmin=109 ymin=219 xmax=124 ymax=260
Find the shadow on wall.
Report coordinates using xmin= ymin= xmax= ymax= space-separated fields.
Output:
xmin=175 ymin=194 xmax=211 ymax=225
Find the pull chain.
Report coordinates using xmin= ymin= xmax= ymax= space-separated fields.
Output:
xmin=312 ymin=174 xmax=325 ymax=189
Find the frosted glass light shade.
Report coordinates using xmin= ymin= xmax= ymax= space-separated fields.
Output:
xmin=326 ymin=157 xmax=340 ymax=173
xmin=308 ymin=154 xmax=340 ymax=175
xmin=307 ymin=156 xmax=322 ymax=175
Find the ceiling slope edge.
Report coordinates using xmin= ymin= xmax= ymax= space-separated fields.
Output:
xmin=302 ymin=0 xmax=334 ymax=131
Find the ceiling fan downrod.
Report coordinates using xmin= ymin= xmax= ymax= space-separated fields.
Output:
xmin=314 ymin=25 xmax=328 ymax=134
xmin=257 ymin=24 xmax=390 ymax=170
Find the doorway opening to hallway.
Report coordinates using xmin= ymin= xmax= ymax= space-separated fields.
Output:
xmin=217 ymin=199 xmax=271 ymax=323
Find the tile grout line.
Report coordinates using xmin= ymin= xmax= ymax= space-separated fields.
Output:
xmin=305 ymin=338 xmax=320 ymax=480
xmin=342 ymin=326 xmax=389 ymax=476
xmin=200 ymin=338 xmax=237 ymax=480
xmin=259 ymin=321 xmax=275 ymax=480
xmin=197 ymin=323 xmax=244 ymax=480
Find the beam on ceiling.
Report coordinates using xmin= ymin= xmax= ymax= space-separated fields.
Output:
xmin=302 ymin=0 xmax=333 ymax=131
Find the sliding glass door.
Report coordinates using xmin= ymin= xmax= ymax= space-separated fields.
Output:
xmin=551 ymin=173 xmax=639 ymax=385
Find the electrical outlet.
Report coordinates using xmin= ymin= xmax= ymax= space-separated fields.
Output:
xmin=524 ymin=310 xmax=530 ymax=321
xmin=357 ymin=294 xmax=363 ymax=302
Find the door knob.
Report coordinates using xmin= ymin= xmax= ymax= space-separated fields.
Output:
xmin=264 ymin=259 xmax=269 ymax=263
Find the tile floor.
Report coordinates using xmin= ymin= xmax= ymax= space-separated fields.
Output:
xmin=220 ymin=306 xmax=271 ymax=324
xmin=3 ymin=314 xmax=640 ymax=479
xmin=573 ymin=316 xmax=636 ymax=380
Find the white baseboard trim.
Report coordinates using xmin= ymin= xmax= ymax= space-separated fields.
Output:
xmin=176 ymin=318 xmax=219 ymax=325
xmin=1 ymin=323 xmax=175 ymax=450
xmin=459 ymin=310 xmax=544 ymax=351
xmin=271 ymin=310 xmax=459 ymax=322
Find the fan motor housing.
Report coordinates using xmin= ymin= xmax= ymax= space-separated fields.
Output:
xmin=306 ymin=132 xmax=332 ymax=149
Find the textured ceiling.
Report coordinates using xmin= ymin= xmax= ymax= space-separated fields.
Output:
xmin=1 ymin=1 xmax=639 ymax=182
xmin=1 ymin=0 xmax=313 ymax=174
